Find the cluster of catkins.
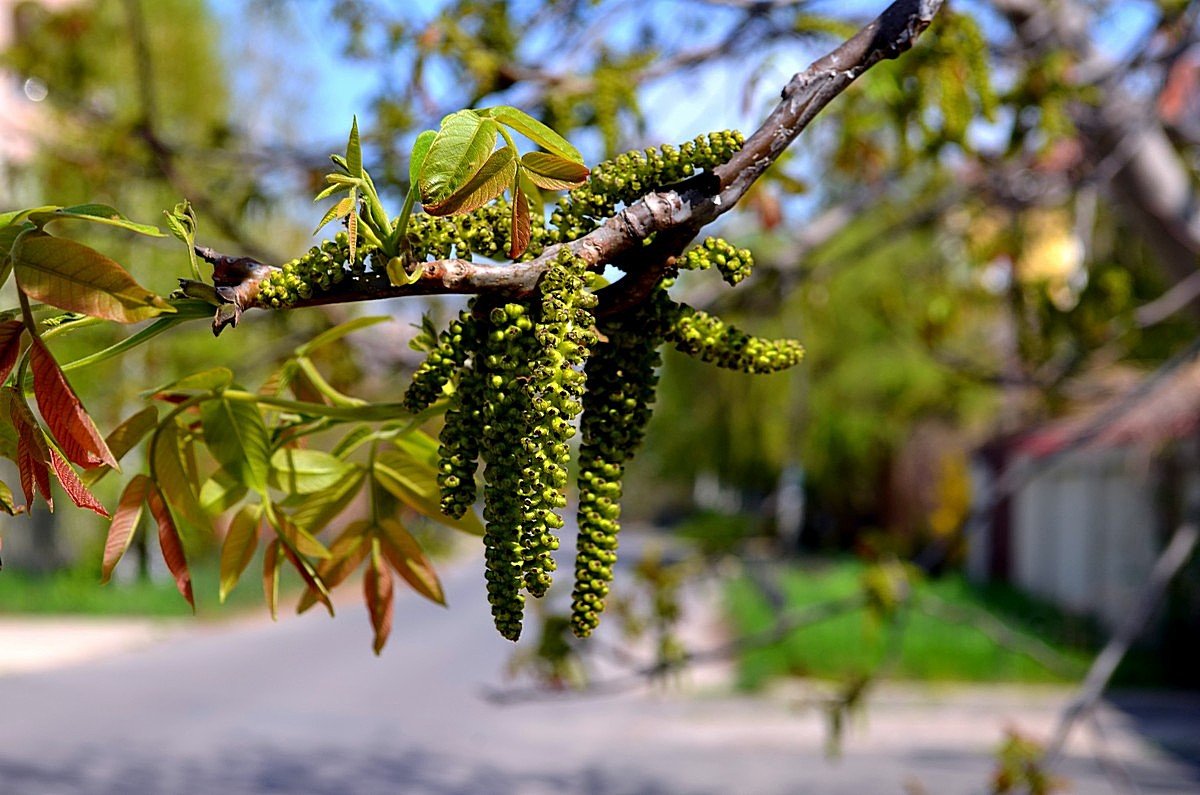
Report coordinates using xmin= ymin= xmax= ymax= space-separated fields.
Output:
xmin=264 ymin=131 xmax=803 ymax=641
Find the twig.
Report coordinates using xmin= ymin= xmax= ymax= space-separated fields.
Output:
xmin=200 ymin=0 xmax=946 ymax=330
xmin=482 ymin=594 xmax=864 ymax=705
xmin=1041 ymin=522 xmax=1199 ymax=768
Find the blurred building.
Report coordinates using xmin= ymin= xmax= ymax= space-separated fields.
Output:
xmin=970 ymin=349 xmax=1200 ymax=682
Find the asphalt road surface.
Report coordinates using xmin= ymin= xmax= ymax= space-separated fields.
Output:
xmin=1 ymin=559 xmax=1198 ymax=795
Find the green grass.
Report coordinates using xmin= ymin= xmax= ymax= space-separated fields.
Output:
xmin=727 ymin=558 xmax=1099 ymax=689
xmin=0 ymin=556 xmax=293 ymax=618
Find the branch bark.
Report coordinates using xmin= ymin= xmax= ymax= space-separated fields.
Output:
xmin=202 ymin=0 xmax=946 ymax=332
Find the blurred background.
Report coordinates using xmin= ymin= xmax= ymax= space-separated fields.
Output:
xmin=1 ymin=0 xmax=1199 ymax=791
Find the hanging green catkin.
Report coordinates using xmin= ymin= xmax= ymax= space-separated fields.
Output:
xmin=477 ymin=301 xmax=537 ymax=641
xmin=520 ymin=248 xmax=597 ymax=597
xmin=404 ymin=310 xmax=473 ymax=414
xmin=664 ymin=302 xmax=804 ymax=373
xmin=435 ymin=310 xmax=484 ymax=520
xmin=569 ymin=290 xmax=669 ymax=638
xmin=679 ymin=236 xmax=755 ymax=286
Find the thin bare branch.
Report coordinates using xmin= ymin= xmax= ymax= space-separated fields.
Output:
xmin=201 ymin=0 xmax=945 ymax=330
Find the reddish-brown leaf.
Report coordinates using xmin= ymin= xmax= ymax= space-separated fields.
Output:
xmin=281 ymin=545 xmax=334 ymax=617
xmin=49 ymin=448 xmax=109 ymax=517
xmin=29 ymin=336 xmax=117 ymax=469
xmin=298 ymin=520 xmax=370 ymax=614
xmin=263 ymin=538 xmax=282 ymax=620
xmin=508 ymin=185 xmax=531 ymax=259
xmin=378 ymin=518 xmax=446 ymax=606
xmin=365 ymin=542 xmax=394 ymax=655
xmin=0 ymin=320 xmax=25 ymax=384
xmin=147 ymin=485 xmax=194 ymax=610
xmin=7 ymin=388 xmax=53 ymax=510
xmin=102 ymin=474 xmax=151 ymax=583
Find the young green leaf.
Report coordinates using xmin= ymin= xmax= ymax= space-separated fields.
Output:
xmin=373 ymin=448 xmax=483 ymax=535
xmin=219 ymin=503 xmax=262 ymax=602
xmin=312 ymin=195 xmax=356 ymax=237
xmin=199 ymin=469 xmax=249 ymax=515
xmin=30 ymin=336 xmax=118 ymax=469
xmin=272 ymin=509 xmax=332 ymax=559
xmin=163 ymin=201 xmax=200 ymax=281
xmin=148 ymin=484 xmax=194 ymax=610
xmin=485 ymin=106 xmax=584 ymax=162
xmin=201 ymin=397 xmax=271 ymax=493
xmin=418 ymin=110 xmax=499 ymax=205
xmin=0 ymin=479 xmax=20 ymax=516
xmin=27 ymin=204 xmax=164 ymax=237
xmin=288 ymin=468 xmax=366 ymax=534
xmin=270 ymin=448 xmax=355 ymax=495
xmin=377 ymin=518 xmax=445 ymax=606
xmin=13 ymin=233 xmax=173 ymax=323
xmin=409 ymin=130 xmax=436 ymax=187
xmin=520 ymin=152 xmax=591 ymax=190
xmin=263 ymin=538 xmax=283 ymax=620
xmin=295 ymin=315 xmax=391 ymax=357
xmin=423 ymin=146 xmax=516 ymax=216
xmin=152 ymin=420 xmax=208 ymax=530
xmin=102 ymin=474 xmax=151 ymax=583
xmin=346 ymin=116 xmax=363 ymax=178
xmin=148 ymin=367 xmax=234 ymax=398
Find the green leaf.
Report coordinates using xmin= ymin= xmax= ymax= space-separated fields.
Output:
xmin=272 ymin=509 xmax=331 ymax=559
xmin=263 ymin=538 xmax=282 ymax=620
xmin=220 ymin=503 xmax=261 ymax=601
xmin=0 ymin=478 xmax=18 ymax=515
xmin=81 ymin=406 xmax=158 ymax=488
xmin=14 ymin=233 xmax=174 ymax=323
xmin=374 ymin=447 xmax=484 ymax=535
xmin=346 ymin=116 xmax=363 ymax=178
xmin=423 ymin=146 xmax=516 ymax=216
xmin=409 ymin=130 xmax=436 ymax=187
xmin=332 ymin=424 xmax=375 ymax=458
xmin=520 ymin=152 xmax=591 ymax=190
xmin=27 ymin=204 xmax=165 ymax=237
xmin=201 ymin=398 xmax=271 ymax=493
xmin=149 ymin=367 xmax=233 ymax=397
xmin=163 ymin=201 xmax=199 ymax=280
xmin=312 ymin=195 xmax=356 ymax=236
xmin=485 ymin=106 xmax=584 ymax=162
xmin=295 ymin=315 xmax=390 ymax=357
xmin=418 ymin=110 xmax=499 ymax=205
xmin=152 ymin=421 xmax=208 ymax=531
xmin=288 ymin=467 xmax=365 ymax=534
xmin=199 ymin=469 xmax=249 ymax=515
xmin=270 ymin=448 xmax=355 ymax=495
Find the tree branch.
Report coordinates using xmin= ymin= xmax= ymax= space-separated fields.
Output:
xmin=202 ymin=0 xmax=945 ymax=332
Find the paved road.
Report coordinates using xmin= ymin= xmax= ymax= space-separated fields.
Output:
xmin=1 ymin=558 xmax=1197 ymax=795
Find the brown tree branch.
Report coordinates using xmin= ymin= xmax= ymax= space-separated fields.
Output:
xmin=203 ymin=0 xmax=945 ymax=332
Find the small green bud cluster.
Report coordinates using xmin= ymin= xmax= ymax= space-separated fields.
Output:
xmin=570 ymin=290 xmax=671 ymax=638
xmin=405 ymin=201 xmax=553 ymax=263
xmin=520 ymin=249 xmax=597 ymax=597
xmin=551 ymin=131 xmax=745 ymax=241
xmin=404 ymin=311 xmax=474 ymax=414
xmin=665 ymin=303 xmax=805 ymax=374
xmin=258 ymin=232 xmax=375 ymax=307
xmin=680 ymin=237 xmax=754 ymax=286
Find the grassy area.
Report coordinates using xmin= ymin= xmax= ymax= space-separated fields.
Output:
xmin=726 ymin=558 xmax=1100 ymax=689
xmin=0 ymin=556 xmax=294 ymax=618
